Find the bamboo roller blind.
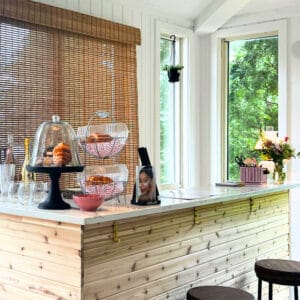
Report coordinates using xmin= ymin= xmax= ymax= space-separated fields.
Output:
xmin=0 ymin=0 xmax=140 ymax=192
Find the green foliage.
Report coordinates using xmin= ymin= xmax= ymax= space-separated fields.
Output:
xmin=162 ymin=64 xmax=184 ymax=71
xmin=160 ymin=38 xmax=183 ymax=183
xmin=228 ymin=37 xmax=278 ymax=179
xmin=160 ymin=39 xmax=172 ymax=184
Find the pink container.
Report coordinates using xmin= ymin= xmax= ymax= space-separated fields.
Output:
xmin=84 ymin=138 xmax=126 ymax=159
xmin=240 ymin=167 xmax=267 ymax=184
xmin=84 ymin=182 xmax=124 ymax=200
xmin=73 ymin=194 xmax=105 ymax=211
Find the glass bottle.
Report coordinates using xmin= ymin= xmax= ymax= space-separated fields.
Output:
xmin=21 ymin=138 xmax=35 ymax=183
xmin=3 ymin=134 xmax=16 ymax=182
xmin=5 ymin=134 xmax=15 ymax=164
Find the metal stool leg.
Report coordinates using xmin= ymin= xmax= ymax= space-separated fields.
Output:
xmin=258 ymin=279 xmax=262 ymax=300
xmin=295 ymin=286 xmax=298 ymax=300
xmin=269 ymin=282 xmax=273 ymax=300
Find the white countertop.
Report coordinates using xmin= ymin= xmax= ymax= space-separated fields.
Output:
xmin=0 ymin=182 xmax=299 ymax=225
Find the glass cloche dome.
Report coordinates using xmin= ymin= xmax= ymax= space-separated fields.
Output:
xmin=29 ymin=115 xmax=81 ymax=167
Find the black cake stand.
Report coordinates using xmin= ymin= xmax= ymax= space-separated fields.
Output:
xmin=27 ymin=165 xmax=84 ymax=209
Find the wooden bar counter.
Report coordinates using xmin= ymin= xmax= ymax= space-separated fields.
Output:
xmin=0 ymin=183 xmax=298 ymax=299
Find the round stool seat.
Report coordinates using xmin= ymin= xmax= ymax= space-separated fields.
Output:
xmin=187 ymin=286 xmax=255 ymax=300
xmin=255 ymin=259 xmax=300 ymax=286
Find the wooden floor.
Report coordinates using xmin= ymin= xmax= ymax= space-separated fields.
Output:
xmin=0 ymin=191 xmax=290 ymax=299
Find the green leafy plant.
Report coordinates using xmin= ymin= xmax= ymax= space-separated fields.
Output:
xmin=162 ymin=65 xmax=184 ymax=82
xmin=162 ymin=64 xmax=184 ymax=71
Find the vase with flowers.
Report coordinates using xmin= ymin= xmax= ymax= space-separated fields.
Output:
xmin=254 ymin=130 xmax=300 ymax=184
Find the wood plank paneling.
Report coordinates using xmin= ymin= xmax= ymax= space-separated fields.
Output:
xmin=0 ymin=215 xmax=81 ymax=249
xmin=82 ymin=191 xmax=290 ymax=299
xmin=0 ymin=267 xmax=81 ymax=299
xmin=0 ymin=214 xmax=82 ymax=299
xmin=0 ymin=234 xmax=80 ymax=267
xmin=0 ymin=191 xmax=291 ymax=299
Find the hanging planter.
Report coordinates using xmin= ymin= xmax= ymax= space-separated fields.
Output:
xmin=162 ymin=64 xmax=184 ymax=82
xmin=162 ymin=35 xmax=184 ymax=83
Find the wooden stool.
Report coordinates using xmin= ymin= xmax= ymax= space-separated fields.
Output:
xmin=187 ymin=286 xmax=255 ymax=300
xmin=255 ymin=259 xmax=300 ymax=300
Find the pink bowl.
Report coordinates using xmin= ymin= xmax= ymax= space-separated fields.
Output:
xmin=73 ymin=194 xmax=105 ymax=211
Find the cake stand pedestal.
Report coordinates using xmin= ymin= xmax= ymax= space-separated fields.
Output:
xmin=27 ymin=165 xmax=84 ymax=209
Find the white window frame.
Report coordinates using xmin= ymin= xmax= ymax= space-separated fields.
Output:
xmin=154 ymin=21 xmax=194 ymax=190
xmin=210 ymin=20 xmax=287 ymax=183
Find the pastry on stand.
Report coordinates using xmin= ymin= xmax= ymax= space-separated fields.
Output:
xmin=77 ymin=122 xmax=128 ymax=159
xmin=76 ymin=111 xmax=129 ymax=204
xmin=27 ymin=115 xmax=84 ymax=209
xmin=77 ymin=164 xmax=128 ymax=201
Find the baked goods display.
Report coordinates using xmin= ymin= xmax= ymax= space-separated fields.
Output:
xmin=85 ymin=175 xmax=113 ymax=185
xmin=27 ymin=115 xmax=83 ymax=210
xmin=38 ymin=143 xmax=72 ymax=166
xmin=78 ymin=164 xmax=128 ymax=201
xmin=43 ymin=156 xmax=52 ymax=166
xmin=86 ymin=133 xmax=113 ymax=143
xmin=52 ymin=142 xmax=72 ymax=166
xmin=85 ymin=141 xmax=124 ymax=159
xmin=85 ymin=181 xmax=124 ymax=200
xmin=30 ymin=115 xmax=82 ymax=168
xmin=76 ymin=119 xmax=129 ymax=201
xmin=77 ymin=123 xmax=128 ymax=159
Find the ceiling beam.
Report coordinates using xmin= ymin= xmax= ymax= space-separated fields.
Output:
xmin=194 ymin=0 xmax=252 ymax=35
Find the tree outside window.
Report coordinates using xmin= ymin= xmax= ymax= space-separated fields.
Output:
xmin=226 ymin=36 xmax=278 ymax=180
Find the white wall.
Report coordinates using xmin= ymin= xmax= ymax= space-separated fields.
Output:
xmin=195 ymin=35 xmax=211 ymax=186
xmin=287 ymin=17 xmax=300 ymax=261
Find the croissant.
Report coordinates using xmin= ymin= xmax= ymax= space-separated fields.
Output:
xmin=86 ymin=133 xmax=113 ymax=143
xmin=52 ymin=142 xmax=72 ymax=166
xmin=85 ymin=175 xmax=113 ymax=185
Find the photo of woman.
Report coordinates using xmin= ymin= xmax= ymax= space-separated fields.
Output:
xmin=137 ymin=166 xmax=156 ymax=202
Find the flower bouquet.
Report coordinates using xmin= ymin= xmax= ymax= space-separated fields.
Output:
xmin=254 ymin=130 xmax=300 ymax=183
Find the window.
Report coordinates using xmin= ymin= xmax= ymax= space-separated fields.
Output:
xmin=159 ymin=35 xmax=182 ymax=187
xmin=223 ymin=35 xmax=279 ymax=180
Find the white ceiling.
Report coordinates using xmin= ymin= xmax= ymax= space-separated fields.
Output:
xmin=238 ymin=0 xmax=300 ymax=15
xmin=111 ymin=0 xmax=212 ymax=20
xmin=110 ymin=0 xmax=300 ymax=32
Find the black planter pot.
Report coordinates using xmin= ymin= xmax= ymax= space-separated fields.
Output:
xmin=167 ymin=68 xmax=181 ymax=82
